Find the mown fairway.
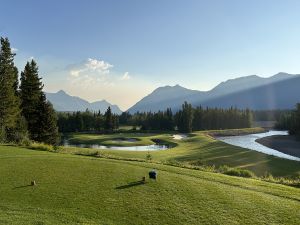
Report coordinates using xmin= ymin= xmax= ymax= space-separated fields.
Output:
xmin=1 ymin=145 xmax=300 ymax=225
xmin=63 ymin=129 xmax=300 ymax=177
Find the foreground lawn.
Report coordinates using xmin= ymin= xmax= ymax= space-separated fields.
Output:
xmin=0 ymin=145 xmax=299 ymax=225
xmin=63 ymin=129 xmax=300 ymax=177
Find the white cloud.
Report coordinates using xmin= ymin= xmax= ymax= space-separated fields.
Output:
xmin=85 ymin=58 xmax=113 ymax=73
xmin=67 ymin=58 xmax=122 ymax=88
xmin=121 ymin=72 xmax=131 ymax=80
xmin=11 ymin=47 xmax=18 ymax=53
xmin=70 ymin=70 xmax=81 ymax=77
xmin=68 ymin=58 xmax=113 ymax=79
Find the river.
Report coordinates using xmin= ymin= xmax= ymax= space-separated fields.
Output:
xmin=216 ymin=130 xmax=300 ymax=161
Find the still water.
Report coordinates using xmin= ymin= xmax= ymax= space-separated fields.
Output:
xmin=62 ymin=139 xmax=169 ymax=151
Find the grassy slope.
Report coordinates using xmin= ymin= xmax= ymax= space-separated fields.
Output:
xmin=0 ymin=145 xmax=300 ymax=225
xmin=63 ymin=129 xmax=300 ymax=177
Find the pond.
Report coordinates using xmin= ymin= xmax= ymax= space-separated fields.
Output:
xmin=216 ymin=130 xmax=300 ymax=161
xmin=61 ymin=139 xmax=169 ymax=151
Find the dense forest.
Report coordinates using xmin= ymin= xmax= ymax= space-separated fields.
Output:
xmin=0 ymin=37 xmax=58 ymax=145
xmin=57 ymin=107 xmax=119 ymax=133
xmin=276 ymin=104 xmax=300 ymax=135
xmin=60 ymin=102 xmax=253 ymax=133
xmin=128 ymin=102 xmax=252 ymax=133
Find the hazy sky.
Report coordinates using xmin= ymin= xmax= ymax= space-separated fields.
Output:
xmin=1 ymin=0 xmax=300 ymax=110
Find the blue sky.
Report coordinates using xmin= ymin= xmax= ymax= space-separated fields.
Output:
xmin=1 ymin=0 xmax=300 ymax=110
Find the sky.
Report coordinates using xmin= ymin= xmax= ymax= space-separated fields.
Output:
xmin=1 ymin=0 xmax=300 ymax=110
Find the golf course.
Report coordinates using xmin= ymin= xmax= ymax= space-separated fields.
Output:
xmin=1 ymin=128 xmax=300 ymax=225
xmin=3 ymin=3 xmax=300 ymax=224
xmin=62 ymin=128 xmax=300 ymax=177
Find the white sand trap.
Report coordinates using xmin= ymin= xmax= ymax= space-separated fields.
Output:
xmin=172 ymin=134 xmax=187 ymax=140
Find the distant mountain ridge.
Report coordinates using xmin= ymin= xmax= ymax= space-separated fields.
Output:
xmin=210 ymin=72 xmax=294 ymax=96
xmin=128 ymin=73 xmax=300 ymax=113
xmin=46 ymin=90 xmax=122 ymax=114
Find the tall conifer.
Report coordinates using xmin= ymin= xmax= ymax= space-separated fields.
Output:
xmin=104 ymin=106 xmax=113 ymax=131
xmin=20 ymin=60 xmax=44 ymax=140
xmin=20 ymin=60 xmax=58 ymax=144
xmin=0 ymin=37 xmax=21 ymax=141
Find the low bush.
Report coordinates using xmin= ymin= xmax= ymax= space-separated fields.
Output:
xmin=218 ymin=165 xmax=255 ymax=178
xmin=261 ymin=173 xmax=300 ymax=187
xmin=28 ymin=142 xmax=54 ymax=151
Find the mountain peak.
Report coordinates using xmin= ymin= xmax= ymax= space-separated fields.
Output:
xmin=93 ymin=99 xmax=108 ymax=104
xmin=56 ymin=90 xmax=67 ymax=95
xmin=272 ymin=72 xmax=293 ymax=79
xmin=45 ymin=91 xmax=122 ymax=114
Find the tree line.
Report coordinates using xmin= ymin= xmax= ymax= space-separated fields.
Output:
xmin=118 ymin=102 xmax=253 ymax=133
xmin=57 ymin=107 xmax=119 ymax=133
xmin=275 ymin=103 xmax=300 ymax=135
xmin=56 ymin=102 xmax=253 ymax=134
xmin=252 ymin=110 xmax=290 ymax=121
xmin=0 ymin=37 xmax=58 ymax=145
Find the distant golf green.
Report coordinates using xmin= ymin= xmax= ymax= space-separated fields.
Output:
xmin=1 ymin=145 xmax=300 ymax=224
xmin=62 ymin=128 xmax=300 ymax=177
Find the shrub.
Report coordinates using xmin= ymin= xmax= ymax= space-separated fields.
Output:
xmin=53 ymin=145 xmax=62 ymax=152
xmin=19 ymin=137 xmax=32 ymax=146
xmin=224 ymin=169 xmax=255 ymax=178
xmin=28 ymin=142 xmax=53 ymax=151
xmin=218 ymin=165 xmax=255 ymax=178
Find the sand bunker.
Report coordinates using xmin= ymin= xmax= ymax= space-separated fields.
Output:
xmin=172 ymin=134 xmax=187 ymax=140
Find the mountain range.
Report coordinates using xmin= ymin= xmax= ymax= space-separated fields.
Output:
xmin=45 ymin=90 xmax=122 ymax=114
xmin=46 ymin=72 xmax=300 ymax=114
xmin=128 ymin=72 xmax=300 ymax=113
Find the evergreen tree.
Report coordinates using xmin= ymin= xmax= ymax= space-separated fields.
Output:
xmin=289 ymin=103 xmax=300 ymax=135
xmin=112 ymin=115 xmax=119 ymax=130
xmin=0 ymin=37 xmax=21 ymax=142
xmin=104 ymin=106 xmax=113 ymax=131
xmin=20 ymin=60 xmax=44 ymax=140
xmin=20 ymin=60 xmax=59 ymax=144
xmin=94 ymin=111 xmax=103 ymax=131
xmin=176 ymin=102 xmax=193 ymax=133
xmin=36 ymin=94 xmax=59 ymax=145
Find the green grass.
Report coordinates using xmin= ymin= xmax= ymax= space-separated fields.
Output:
xmin=1 ymin=145 xmax=300 ymax=224
xmin=62 ymin=128 xmax=300 ymax=177
xmin=65 ymin=133 xmax=156 ymax=146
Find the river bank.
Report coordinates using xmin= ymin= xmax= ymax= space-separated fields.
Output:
xmin=256 ymin=135 xmax=300 ymax=158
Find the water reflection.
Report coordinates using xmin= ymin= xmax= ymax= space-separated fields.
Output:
xmin=62 ymin=139 xmax=169 ymax=151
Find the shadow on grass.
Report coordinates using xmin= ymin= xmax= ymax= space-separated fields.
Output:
xmin=13 ymin=184 xmax=33 ymax=189
xmin=115 ymin=180 xmax=145 ymax=189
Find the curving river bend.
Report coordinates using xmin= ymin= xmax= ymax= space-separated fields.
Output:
xmin=216 ymin=130 xmax=300 ymax=161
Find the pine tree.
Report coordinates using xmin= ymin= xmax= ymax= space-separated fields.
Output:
xmin=104 ymin=106 xmax=113 ymax=131
xmin=20 ymin=60 xmax=44 ymax=140
xmin=0 ymin=37 xmax=21 ymax=142
xmin=36 ymin=94 xmax=59 ymax=145
xmin=20 ymin=60 xmax=59 ymax=144
xmin=176 ymin=102 xmax=193 ymax=133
